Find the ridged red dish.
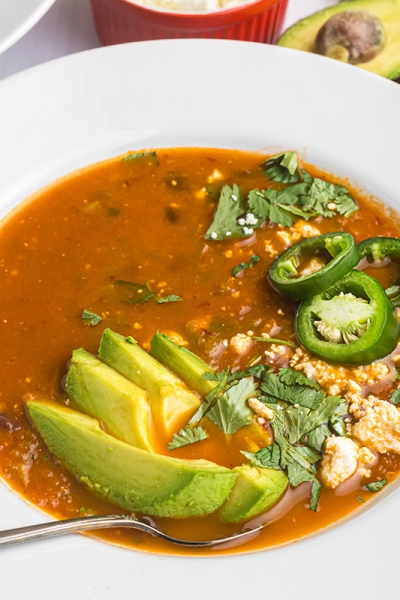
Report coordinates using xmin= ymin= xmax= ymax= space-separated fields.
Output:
xmin=90 ymin=0 xmax=288 ymax=44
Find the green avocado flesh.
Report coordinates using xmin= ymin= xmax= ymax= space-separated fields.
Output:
xmin=149 ymin=332 xmax=216 ymax=396
xmin=278 ymin=0 xmax=400 ymax=79
xmin=26 ymin=400 xmax=237 ymax=517
xmin=219 ymin=465 xmax=288 ymax=523
xmin=99 ymin=329 xmax=200 ymax=436
xmin=65 ymin=349 xmax=155 ymax=451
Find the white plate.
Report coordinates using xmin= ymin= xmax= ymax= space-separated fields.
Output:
xmin=1 ymin=39 xmax=400 ymax=600
xmin=0 ymin=0 xmax=56 ymax=55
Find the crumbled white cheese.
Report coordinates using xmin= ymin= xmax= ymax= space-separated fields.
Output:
xmin=299 ymin=257 xmax=325 ymax=277
xmin=207 ymin=169 xmax=224 ymax=182
xmin=229 ymin=333 xmax=254 ymax=356
xmin=276 ymin=220 xmax=321 ymax=248
xmin=349 ymin=394 xmax=400 ymax=454
xmin=264 ymin=240 xmax=278 ymax=258
xmin=321 ymin=436 xmax=359 ymax=489
xmin=248 ymin=398 xmax=274 ymax=421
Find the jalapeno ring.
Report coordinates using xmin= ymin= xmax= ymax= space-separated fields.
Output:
xmin=269 ymin=232 xmax=361 ymax=299
xmin=296 ymin=270 xmax=400 ymax=365
xmin=358 ymin=237 xmax=400 ymax=262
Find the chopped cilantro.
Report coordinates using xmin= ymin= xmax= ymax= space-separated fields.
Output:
xmin=207 ymin=377 xmax=257 ymax=434
xmin=260 ymin=371 xmax=325 ymax=410
xmin=156 ymin=294 xmax=181 ymax=304
xmin=81 ymin=309 xmax=103 ymax=326
xmin=357 ymin=495 xmax=365 ymax=503
xmin=390 ymin=387 xmax=400 ymax=405
xmin=242 ymin=443 xmax=281 ymax=470
xmin=365 ymin=479 xmax=388 ymax=493
xmin=167 ymin=426 xmax=208 ymax=450
xmin=122 ymin=151 xmax=158 ymax=165
xmin=115 ymin=280 xmax=155 ymax=305
xmin=260 ymin=152 xmax=302 ymax=184
xmin=231 ymin=255 xmax=260 ymax=277
xmin=108 ymin=207 xmax=121 ymax=216
xmin=253 ymin=336 xmax=296 ymax=349
xmin=204 ymin=154 xmax=358 ymax=239
xmin=204 ymin=184 xmax=245 ymax=240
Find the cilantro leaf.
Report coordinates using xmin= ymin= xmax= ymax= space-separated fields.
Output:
xmin=365 ymin=479 xmax=388 ymax=493
xmin=81 ymin=309 xmax=103 ymax=326
xmin=242 ymin=443 xmax=282 ymax=470
xmin=115 ymin=280 xmax=155 ymax=305
xmin=261 ymin=152 xmax=302 ymax=184
xmin=167 ymin=426 xmax=208 ymax=450
xmin=204 ymin=184 xmax=244 ymax=240
xmin=122 ymin=151 xmax=158 ymax=165
xmin=260 ymin=371 xmax=325 ymax=410
xmin=189 ymin=370 xmax=229 ymax=426
xmin=207 ymin=377 xmax=257 ymax=434
xmin=156 ymin=294 xmax=181 ymax=304
xmin=307 ymin=424 xmax=331 ymax=452
xmin=232 ymin=255 xmax=260 ymax=277
xmin=302 ymin=178 xmax=358 ymax=218
xmin=278 ymin=368 xmax=321 ymax=390
xmin=390 ymin=387 xmax=400 ymax=405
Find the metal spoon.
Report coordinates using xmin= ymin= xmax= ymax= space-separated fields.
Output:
xmin=0 ymin=514 xmax=262 ymax=548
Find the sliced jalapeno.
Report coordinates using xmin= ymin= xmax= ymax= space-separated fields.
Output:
xmin=269 ymin=232 xmax=361 ymax=299
xmin=358 ymin=237 xmax=400 ymax=262
xmin=359 ymin=237 xmax=400 ymax=305
xmin=296 ymin=270 xmax=400 ymax=365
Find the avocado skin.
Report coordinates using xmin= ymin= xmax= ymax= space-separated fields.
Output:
xmin=65 ymin=348 xmax=155 ymax=451
xmin=27 ymin=400 xmax=237 ymax=517
xmin=219 ymin=464 xmax=288 ymax=523
xmin=278 ymin=0 xmax=400 ymax=80
xmin=98 ymin=329 xmax=200 ymax=436
xmin=149 ymin=332 xmax=216 ymax=396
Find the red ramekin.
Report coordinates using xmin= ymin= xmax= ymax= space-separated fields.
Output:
xmin=90 ymin=0 xmax=288 ymax=45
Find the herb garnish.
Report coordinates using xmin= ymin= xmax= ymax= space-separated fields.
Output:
xmin=167 ymin=426 xmax=208 ymax=450
xmin=122 ymin=151 xmax=158 ymax=165
xmin=232 ymin=255 xmax=260 ymax=277
xmin=116 ymin=280 xmax=155 ymax=305
xmin=115 ymin=280 xmax=181 ymax=306
xmin=389 ymin=387 xmax=400 ymax=405
xmin=81 ymin=309 xmax=103 ymax=326
xmin=207 ymin=377 xmax=257 ymax=434
xmin=253 ymin=336 xmax=296 ymax=349
xmin=365 ymin=479 xmax=388 ymax=493
xmin=156 ymin=294 xmax=181 ymax=304
xmin=260 ymin=151 xmax=302 ymax=184
xmin=204 ymin=152 xmax=358 ymax=240
xmin=204 ymin=184 xmax=244 ymax=240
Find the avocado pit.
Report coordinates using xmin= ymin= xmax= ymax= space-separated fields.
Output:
xmin=315 ymin=9 xmax=385 ymax=64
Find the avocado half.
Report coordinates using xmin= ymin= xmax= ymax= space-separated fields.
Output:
xmin=278 ymin=0 xmax=400 ymax=80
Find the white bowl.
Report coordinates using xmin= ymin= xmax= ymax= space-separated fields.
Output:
xmin=1 ymin=39 xmax=400 ymax=600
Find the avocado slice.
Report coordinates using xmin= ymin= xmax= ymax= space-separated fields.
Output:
xmin=98 ymin=329 xmax=200 ymax=436
xmin=278 ymin=0 xmax=400 ymax=80
xmin=149 ymin=332 xmax=216 ymax=396
xmin=65 ymin=348 xmax=155 ymax=451
xmin=27 ymin=400 xmax=237 ymax=517
xmin=219 ymin=464 xmax=288 ymax=523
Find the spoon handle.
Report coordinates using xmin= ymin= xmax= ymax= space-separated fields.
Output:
xmin=0 ymin=514 xmax=175 ymax=547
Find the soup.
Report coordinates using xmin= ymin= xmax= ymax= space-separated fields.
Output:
xmin=1 ymin=147 xmax=400 ymax=556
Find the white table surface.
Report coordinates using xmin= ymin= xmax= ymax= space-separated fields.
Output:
xmin=0 ymin=0 xmax=337 ymax=81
